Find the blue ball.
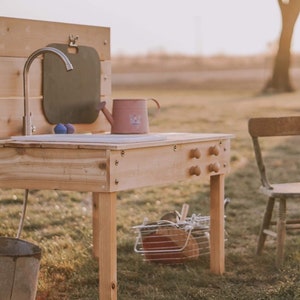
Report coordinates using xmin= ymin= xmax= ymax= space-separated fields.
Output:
xmin=54 ymin=123 xmax=67 ymax=134
xmin=65 ymin=123 xmax=75 ymax=134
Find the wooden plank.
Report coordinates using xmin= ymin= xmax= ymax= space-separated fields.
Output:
xmin=0 ymin=57 xmax=111 ymax=97
xmin=0 ymin=147 xmax=109 ymax=192
xmin=0 ymin=57 xmax=39 ymax=97
xmin=0 ymin=96 xmax=110 ymax=138
xmin=0 ymin=17 xmax=110 ymax=60
xmin=101 ymin=61 xmax=112 ymax=96
xmin=248 ymin=116 xmax=300 ymax=137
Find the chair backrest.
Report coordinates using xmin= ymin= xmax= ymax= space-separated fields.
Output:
xmin=248 ymin=116 xmax=300 ymax=188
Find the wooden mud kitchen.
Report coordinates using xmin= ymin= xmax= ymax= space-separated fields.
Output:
xmin=0 ymin=17 xmax=233 ymax=299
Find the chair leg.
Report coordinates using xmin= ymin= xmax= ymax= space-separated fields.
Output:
xmin=276 ymin=198 xmax=286 ymax=268
xmin=256 ymin=197 xmax=275 ymax=255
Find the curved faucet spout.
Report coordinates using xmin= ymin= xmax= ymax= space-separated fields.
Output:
xmin=23 ymin=47 xmax=73 ymax=135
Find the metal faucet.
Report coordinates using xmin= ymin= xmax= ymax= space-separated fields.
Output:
xmin=23 ymin=47 xmax=73 ymax=135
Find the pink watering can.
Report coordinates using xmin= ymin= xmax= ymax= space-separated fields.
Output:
xmin=98 ymin=98 xmax=160 ymax=134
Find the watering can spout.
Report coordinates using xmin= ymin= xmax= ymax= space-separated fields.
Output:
xmin=97 ymin=101 xmax=114 ymax=126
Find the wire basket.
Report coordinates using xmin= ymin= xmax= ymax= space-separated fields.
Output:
xmin=133 ymin=214 xmax=210 ymax=264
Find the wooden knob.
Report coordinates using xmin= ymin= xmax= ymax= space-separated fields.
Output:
xmin=190 ymin=148 xmax=201 ymax=159
xmin=208 ymin=162 xmax=220 ymax=173
xmin=209 ymin=145 xmax=220 ymax=156
xmin=189 ymin=166 xmax=201 ymax=176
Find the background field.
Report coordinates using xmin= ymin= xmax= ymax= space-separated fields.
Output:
xmin=1 ymin=54 xmax=300 ymax=299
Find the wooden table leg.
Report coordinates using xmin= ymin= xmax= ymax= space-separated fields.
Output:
xmin=209 ymin=174 xmax=225 ymax=275
xmin=93 ymin=192 xmax=117 ymax=300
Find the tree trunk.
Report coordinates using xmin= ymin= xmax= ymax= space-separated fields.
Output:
xmin=263 ymin=0 xmax=300 ymax=93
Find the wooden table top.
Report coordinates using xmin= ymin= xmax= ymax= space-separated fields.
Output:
xmin=0 ymin=132 xmax=234 ymax=150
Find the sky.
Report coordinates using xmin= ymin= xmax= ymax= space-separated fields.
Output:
xmin=2 ymin=0 xmax=300 ymax=56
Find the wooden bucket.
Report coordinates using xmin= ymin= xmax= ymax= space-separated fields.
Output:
xmin=0 ymin=237 xmax=41 ymax=300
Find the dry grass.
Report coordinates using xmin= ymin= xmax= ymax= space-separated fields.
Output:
xmin=1 ymin=55 xmax=300 ymax=299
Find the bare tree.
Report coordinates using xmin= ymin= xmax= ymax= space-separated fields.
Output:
xmin=263 ymin=0 xmax=300 ymax=93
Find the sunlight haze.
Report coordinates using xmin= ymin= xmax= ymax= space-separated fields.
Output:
xmin=2 ymin=0 xmax=300 ymax=56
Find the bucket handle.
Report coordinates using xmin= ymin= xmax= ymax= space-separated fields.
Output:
xmin=16 ymin=189 xmax=29 ymax=238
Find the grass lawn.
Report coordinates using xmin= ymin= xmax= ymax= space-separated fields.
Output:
xmin=1 ymin=60 xmax=300 ymax=299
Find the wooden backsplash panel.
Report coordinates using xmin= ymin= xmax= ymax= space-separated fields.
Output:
xmin=0 ymin=17 xmax=110 ymax=59
xmin=0 ymin=17 xmax=111 ymax=138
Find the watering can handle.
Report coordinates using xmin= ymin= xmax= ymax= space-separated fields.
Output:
xmin=147 ymin=98 xmax=160 ymax=111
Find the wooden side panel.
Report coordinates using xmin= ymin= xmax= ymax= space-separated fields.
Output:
xmin=0 ymin=147 xmax=109 ymax=192
xmin=109 ymin=139 xmax=231 ymax=192
xmin=0 ymin=17 xmax=111 ymax=138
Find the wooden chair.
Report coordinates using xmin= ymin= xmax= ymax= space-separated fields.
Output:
xmin=248 ymin=116 xmax=300 ymax=268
